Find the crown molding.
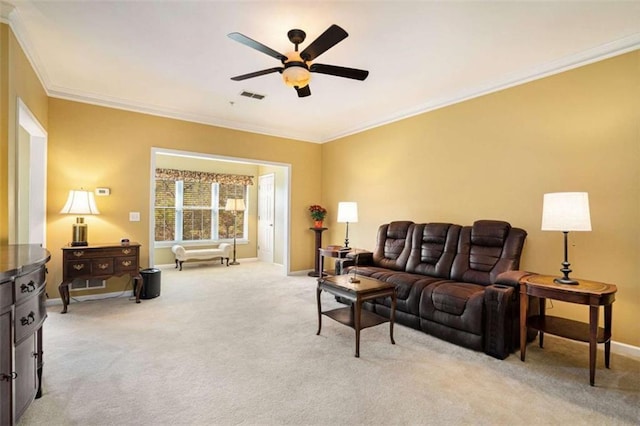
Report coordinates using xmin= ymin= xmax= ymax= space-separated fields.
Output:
xmin=47 ymin=88 xmax=321 ymax=144
xmin=0 ymin=1 xmax=14 ymax=23
xmin=324 ymin=34 xmax=640 ymax=143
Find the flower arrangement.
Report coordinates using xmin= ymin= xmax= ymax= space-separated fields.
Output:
xmin=308 ymin=204 xmax=327 ymax=221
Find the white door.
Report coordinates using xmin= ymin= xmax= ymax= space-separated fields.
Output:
xmin=258 ymin=174 xmax=275 ymax=263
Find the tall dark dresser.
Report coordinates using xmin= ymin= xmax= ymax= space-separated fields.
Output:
xmin=0 ymin=245 xmax=50 ymax=425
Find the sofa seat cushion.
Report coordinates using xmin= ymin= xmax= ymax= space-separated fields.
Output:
xmin=377 ymin=273 xmax=445 ymax=316
xmin=420 ymin=281 xmax=486 ymax=336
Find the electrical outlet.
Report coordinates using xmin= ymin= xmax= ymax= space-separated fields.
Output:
xmin=129 ymin=212 xmax=140 ymax=222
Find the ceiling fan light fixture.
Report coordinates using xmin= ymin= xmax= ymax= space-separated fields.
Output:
xmin=282 ymin=51 xmax=311 ymax=88
xmin=282 ymin=66 xmax=311 ymax=88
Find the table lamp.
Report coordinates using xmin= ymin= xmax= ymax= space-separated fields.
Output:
xmin=337 ymin=201 xmax=358 ymax=249
xmin=541 ymin=192 xmax=591 ymax=284
xmin=225 ymin=198 xmax=246 ymax=265
xmin=60 ymin=189 xmax=100 ymax=246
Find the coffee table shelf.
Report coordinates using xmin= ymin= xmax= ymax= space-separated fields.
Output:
xmin=323 ymin=307 xmax=390 ymax=330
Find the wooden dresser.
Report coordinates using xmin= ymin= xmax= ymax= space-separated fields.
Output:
xmin=0 ymin=244 xmax=50 ymax=425
xmin=59 ymin=243 xmax=143 ymax=314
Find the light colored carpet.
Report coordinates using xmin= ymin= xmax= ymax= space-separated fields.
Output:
xmin=19 ymin=261 xmax=640 ymax=425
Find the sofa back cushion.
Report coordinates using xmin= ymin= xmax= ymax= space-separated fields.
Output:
xmin=406 ymin=223 xmax=461 ymax=279
xmin=451 ymin=220 xmax=527 ymax=285
xmin=373 ymin=221 xmax=414 ymax=271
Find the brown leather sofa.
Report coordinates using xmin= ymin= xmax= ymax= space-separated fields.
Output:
xmin=339 ymin=220 xmax=535 ymax=359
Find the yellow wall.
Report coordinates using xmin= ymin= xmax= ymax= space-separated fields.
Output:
xmin=47 ymin=99 xmax=321 ymax=296
xmin=0 ymin=23 xmax=48 ymax=242
xmin=322 ymin=51 xmax=640 ymax=347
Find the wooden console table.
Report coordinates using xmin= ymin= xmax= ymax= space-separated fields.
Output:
xmin=519 ymin=274 xmax=617 ymax=386
xmin=59 ymin=243 xmax=143 ymax=314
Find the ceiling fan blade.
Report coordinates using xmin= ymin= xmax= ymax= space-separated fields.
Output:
xmin=295 ymin=85 xmax=311 ymax=98
xmin=228 ymin=32 xmax=287 ymax=62
xmin=300 ymin=24 xmax=348 ymax=62
xmin=230 ymin=67 xmax=283 ymax=81
xmin=309 ymin=64 xmax=369 ymax=81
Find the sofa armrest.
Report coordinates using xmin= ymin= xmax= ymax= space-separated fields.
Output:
xmin=171 ymin=244 xmax=187 ymax=260
xmin=217 ymin=243 xmax=232 ymax=257
xmin=495 ymin=270 xmax=534 ymax=289
xmin=349 ymin=251 xmax=373 ymax=265
xmin=484 ymin=284 xmax=516 ymax=359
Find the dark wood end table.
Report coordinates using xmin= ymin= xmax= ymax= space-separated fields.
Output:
xmin=318 ymin=246 xmax=369 ymax=277
xmin=519 ymin=274 xmax=617 ymax=386
xmin=317 ymin=274 xmax=396 ymax=357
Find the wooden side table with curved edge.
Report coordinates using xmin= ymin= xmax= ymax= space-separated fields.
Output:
xmin=519 ymin=274 xmax=617 ymax=386
xmin=59 ymin=243 xmax=143 ymax=314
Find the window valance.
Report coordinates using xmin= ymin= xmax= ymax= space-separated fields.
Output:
xmin=156 ymin=168 xmax=254 ymax=186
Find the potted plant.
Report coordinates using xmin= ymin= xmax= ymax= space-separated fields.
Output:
xmin=308 ymin=205 xmax=327 ymax=228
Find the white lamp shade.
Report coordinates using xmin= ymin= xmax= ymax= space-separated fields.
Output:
xmin=541 ymin=192 xmax=591 ymax=231
xmin=337 ymin=202 xmax=358 ymax=223
xmin=60 ymin=190 xmax=100 ymax=215
xmin=225 ymin=199 xmax=246 ymax=212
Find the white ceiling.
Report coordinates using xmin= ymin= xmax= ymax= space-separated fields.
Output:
xmin=3 ymin=1 xmax=640 ymax=143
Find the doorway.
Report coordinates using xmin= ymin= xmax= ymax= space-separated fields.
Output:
xmin=10 ymin=99 xmax=47 ymax=246
xmin=258 ymin=173 xmax=275 ymax=263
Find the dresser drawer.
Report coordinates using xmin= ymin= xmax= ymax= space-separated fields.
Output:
xmin=15 ymin=289 xmax=47 ymax=344
xmin=14 ymin=267 xmax=46 ymax=305
xmin=91 ymin=258 xmax=114 ymax=275
xmin=65 ymin=260 xmax=91 ymax=278
xmin=0 ymin=280 xmax=11 ymax=309
xmin=115 ymin=256 xmax=138 ymax=272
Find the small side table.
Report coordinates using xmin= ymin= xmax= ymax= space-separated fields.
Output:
xmin=317 ymin=274 xmax=396 ymax=357
xmin=308 ymin=227 xmax=328 ymax=277
xmin=519 ymin=274 xmax=617 ymax=386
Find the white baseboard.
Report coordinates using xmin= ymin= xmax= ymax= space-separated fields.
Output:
xmin=611 ymin=340 xmax=640 ymax=360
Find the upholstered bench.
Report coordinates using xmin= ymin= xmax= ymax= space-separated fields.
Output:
xmin=171 ymin=244 xmax=232 ymax=270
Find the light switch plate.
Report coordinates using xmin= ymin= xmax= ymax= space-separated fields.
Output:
xmin=129 ymin=212 xmax=140 ymax=222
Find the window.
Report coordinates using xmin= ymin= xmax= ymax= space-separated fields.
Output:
xmin=154 ymin=169 xmax=251 ymax=243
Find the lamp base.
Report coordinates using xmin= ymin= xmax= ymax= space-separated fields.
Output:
xmin=554 ymin=277 xmax=579 ymax=285
xmin=70 ymin=241 xmax=88 ymax=247
xmin=229 ymin=261 xmax=240 ymax=266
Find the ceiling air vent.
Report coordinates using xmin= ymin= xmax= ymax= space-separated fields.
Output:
xmin=240 ymin=90 xmax=265 ymax=100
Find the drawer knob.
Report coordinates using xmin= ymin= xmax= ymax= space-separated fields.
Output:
xmin=122 ymin=260 xmax=132 ymax=267
xmin=97 ymin=263 xmax=109 ymax=270
xmin=20 ymin=311 xmax=35 ymax=326
xmin=0 ymin=372 xmax=17 ymax=382
xmin=73 ymin=251 xmax=85 ymax=257
xmin=73 ymin=264 xmax=85 ymax=271
xmin=21 ymin=280 xmax=37 ymax=293
xmin=122 ymin=248 xmax=132 ymax=255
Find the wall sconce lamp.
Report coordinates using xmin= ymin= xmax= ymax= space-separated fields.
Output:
xmin=60 ymin=189 xmax=100 ymax=246
xmin=541 ymin=192 xmax=592 ymax=285
xmin=337 ymin=201 xmax=358 ymax=249
xmin=225 ymin=198 xmax=246 ymax=266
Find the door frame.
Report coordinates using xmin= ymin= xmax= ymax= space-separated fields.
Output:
xmin=149 ymin=147 xmax=291 ymax=274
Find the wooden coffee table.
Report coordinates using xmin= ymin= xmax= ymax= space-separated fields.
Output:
xmin=316 ymin=274 xmax=396 ymax=357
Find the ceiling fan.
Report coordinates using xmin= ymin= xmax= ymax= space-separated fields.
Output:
xmin=227 ymin=24 xmax=369 ymax=98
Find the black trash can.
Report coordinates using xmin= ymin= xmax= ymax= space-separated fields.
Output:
xmin=138 ymin=268 xmax=161 ymax=299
